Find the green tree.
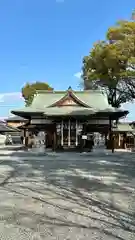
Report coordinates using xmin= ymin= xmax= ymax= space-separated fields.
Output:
xmin=22 ymin=82 xmax=53 ymax=106
xmin=82 ymin=14 xmax=135 ymax=108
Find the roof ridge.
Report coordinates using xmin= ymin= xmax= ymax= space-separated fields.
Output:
xmin=35 ymin=89 xmax=103 ymax=94
xmin=75 ymin=90 xmax=104 ymax=93
xmin=35 ymin=90 xmax=54 ymax=94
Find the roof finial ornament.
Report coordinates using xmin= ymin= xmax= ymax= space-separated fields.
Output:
xmin=68 ymin=86 xmax=72 ymax=91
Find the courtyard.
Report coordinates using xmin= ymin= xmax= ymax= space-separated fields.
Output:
xmin=0 ymin=149 xmax=134 ymax=239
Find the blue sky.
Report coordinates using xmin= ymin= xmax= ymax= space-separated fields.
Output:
xmin=0 ymin=0 xmax=135 ymax=120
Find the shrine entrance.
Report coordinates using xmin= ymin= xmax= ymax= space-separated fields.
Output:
xmin=62 ymin=121 xmax=76 ymax=148
xmin=56 ymin=120 xmax=83 ymax=148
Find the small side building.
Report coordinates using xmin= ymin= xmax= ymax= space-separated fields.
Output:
xmin=6 ymin=115 xmax=28 ymax=129
xmin=0 ymin=120 xmax=21 ymax=145
xmin=112 ymin=122 xmax=135 ymax=149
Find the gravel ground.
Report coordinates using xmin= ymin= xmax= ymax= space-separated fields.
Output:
xmin=0 ymin=149 xmax=134 ymax=239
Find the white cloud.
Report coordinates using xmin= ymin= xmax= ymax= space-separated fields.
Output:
xmin=0 ymin=92 xmax=24 ymax=118
xmin=74 ymin=72 xmax=82 ymax=79
xmin=0 ymin=92 xmax=23 ymax=103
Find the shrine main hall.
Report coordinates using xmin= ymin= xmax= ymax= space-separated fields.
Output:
xmin=11 ymin=87 xmax=128 ymax=150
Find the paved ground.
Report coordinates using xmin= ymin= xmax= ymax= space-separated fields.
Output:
xmin=0 ymin=149 xmax=134 ymax=239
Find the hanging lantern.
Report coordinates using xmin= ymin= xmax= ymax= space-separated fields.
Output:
xmin=56 ymin=124 xmax=61 ymax=134
xmin=77 ymin=123 xmax=83 ymax=134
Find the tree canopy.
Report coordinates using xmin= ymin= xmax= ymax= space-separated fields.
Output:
xmin=22 ymin=82 xmax=53 ymax=106
xmin=82 ymin=14 xmax=135 ymax=108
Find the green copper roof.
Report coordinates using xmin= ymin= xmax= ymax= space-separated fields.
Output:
xmin=112 ymin=123 xmax=135 ymax=132
xmin=31 ymin=89 xmax=113 ymax=110
xmin=11 ymin=88 xmax=128 ymax=118
xmin=6 ymin=115 xmax=27 ymax=122
xmin=12 ymin=107 xmax=44 ymax=113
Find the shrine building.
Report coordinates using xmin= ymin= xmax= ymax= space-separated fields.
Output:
xmin=11 ymin=87 xmax=128 ymax=150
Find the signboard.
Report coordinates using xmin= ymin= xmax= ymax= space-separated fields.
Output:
xmin=82 ymin=135 xmax=87 ymax=140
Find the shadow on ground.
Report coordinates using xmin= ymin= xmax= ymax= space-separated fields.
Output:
xmin=0 ymin=150 xmax=134 ymax=239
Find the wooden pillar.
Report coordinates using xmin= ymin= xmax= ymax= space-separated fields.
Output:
xmin=123 ymin=133 xmax=127 ymax=149
xmin=75 ymin=120 xmax=78 ymax=146
xmin=105 ymin=132 xmax=107 ymax=148
xmin=109 ymin=117 xmax=114 ymax=153
xmin=53 ymin=131 xmax=56 ymax=151
xmin=24 ymin=129 xmax=29 ymax=148
xmin=61 ymin=120 xmax=63 ymax=146
xmin=68 ymin=119 xmax=71 ymax=147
